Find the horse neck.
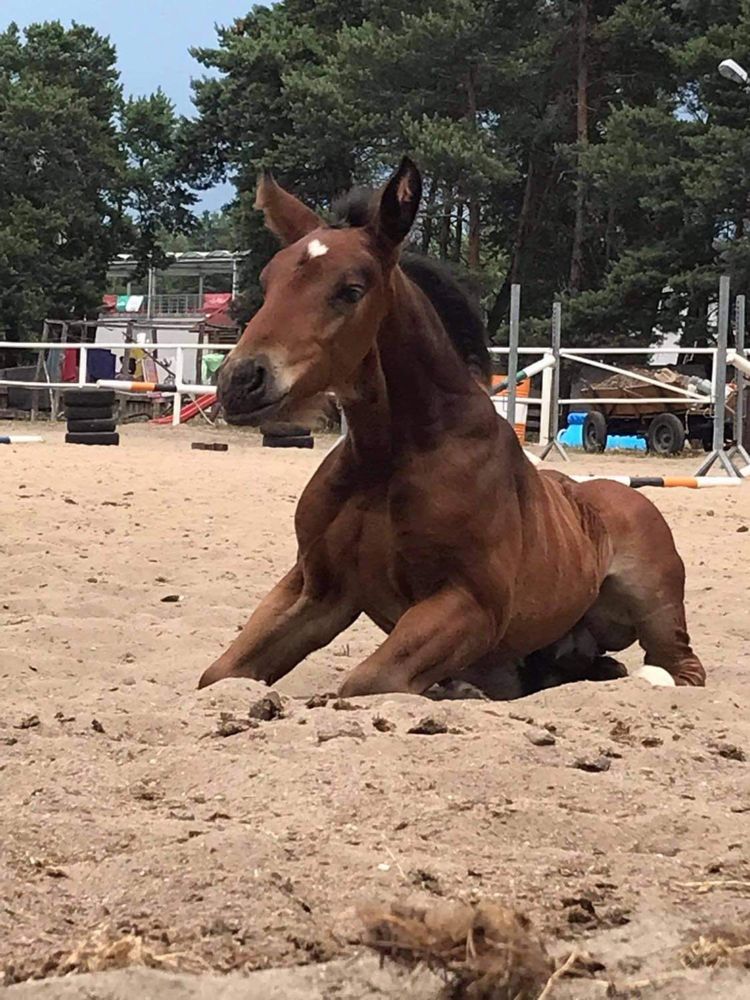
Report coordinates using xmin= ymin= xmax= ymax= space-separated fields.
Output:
xmin=338 ymin=269 xmax=490 ymax=465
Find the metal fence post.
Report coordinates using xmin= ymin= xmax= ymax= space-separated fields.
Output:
xmin=730 ymin=294 xmax=750 ymax=465
xmin=78 ymin=346 xmax=88 ymax=388
xmin=507 ymin=284 xmax=521 ymax=431
xmin=539 ymin=300 xmax=569 ymax=462
xmin=695 ymin=275 xmax=741 ymax=477
xmin=172 ymin=346 xmax=184 ymax=427
xmin=539 ymin=361 xmax=553 ymax=446
xmin=713 ymin=285 xmax=727 ymax=456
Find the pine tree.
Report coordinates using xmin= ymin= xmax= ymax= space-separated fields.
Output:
xmin=185 ymin=0 xmax=750 ymax=347
xmin=0 ymin=21 xmax=196 ymax=339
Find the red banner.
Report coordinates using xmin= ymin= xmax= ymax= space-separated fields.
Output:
xmin=202 ymin=293 xmax=232 ymax=313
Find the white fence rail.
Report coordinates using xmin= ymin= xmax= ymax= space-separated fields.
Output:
xmin=0 ymin=341 xmax=731 ymax=417
xmin=0 ymin=341 xmax=232 ymax=426
xmin=488 ymin=346 xmax=721 ymax=420
xmin=0 ymin=305 xmax=745 ymax=468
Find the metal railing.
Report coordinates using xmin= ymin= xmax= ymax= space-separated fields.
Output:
xmin=103 ymin=294 xmax=209 ymax=317
xmin=149 ymin=294 xmax=204 ymax=316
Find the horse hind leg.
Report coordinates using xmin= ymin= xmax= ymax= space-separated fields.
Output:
xmin=455 ymin=627 xmax=628 ymax=701
xmin=584 ymin=544 xmax=705 ymax=689
xmin=519 ymin=625 xmax=628 ymax=696
xmin=574 ymin=480 xmax=706 ymax=688
xmin=634 ymin=600 xmax=705 ymax=688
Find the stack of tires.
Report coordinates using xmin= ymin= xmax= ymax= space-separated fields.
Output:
xmin=64 ymin=389 xmax=119 ymax=447
xmin=260 ymin=422 xmax=314 ymax=450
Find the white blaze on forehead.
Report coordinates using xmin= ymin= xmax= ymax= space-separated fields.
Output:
xmin=306 ymin=238 xmax=329 ymax=259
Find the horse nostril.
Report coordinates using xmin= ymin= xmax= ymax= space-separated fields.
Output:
xmin=249 ymin=365 xmax=265 ymax=393
xmin=219 ymin=356 xmax=272 ymax=415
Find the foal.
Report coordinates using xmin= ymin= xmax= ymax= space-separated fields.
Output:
xmin=199 ymin=158 xmax=705 ymax=696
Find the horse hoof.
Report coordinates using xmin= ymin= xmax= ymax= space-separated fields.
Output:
xmin=429 ymin=680 xmax=490 ymax=701
xmin=634 ymin=665 xmax=676 ymax=688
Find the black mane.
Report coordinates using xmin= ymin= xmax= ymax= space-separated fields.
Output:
xmin=329 ymin=188 xmax=491 ymax=385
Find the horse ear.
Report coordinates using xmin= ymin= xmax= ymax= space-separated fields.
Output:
xmin=254 ymin=170 xmax=322 ymax=245
xmin=373 ymin=157 xmax=422 ymax=251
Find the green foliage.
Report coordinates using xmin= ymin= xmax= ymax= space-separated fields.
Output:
xmin=0 ymin=22 xmax=121 ymax=338
xmin=0 ymin=21 xmax=195 ymax=339
xmin=120 ymin=90 xmax=198 ymax=274
xmin=7 ymin=5 xmax=750 ymax=349
xmin=163 ymin=209 xmax=239 ymax=253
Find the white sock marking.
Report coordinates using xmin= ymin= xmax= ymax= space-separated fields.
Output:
xmin=634 ymin=665 xmax=677 ymax=688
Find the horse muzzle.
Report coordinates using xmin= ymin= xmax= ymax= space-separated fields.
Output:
xmin=217 ymin=355 xmax=288 ymax=425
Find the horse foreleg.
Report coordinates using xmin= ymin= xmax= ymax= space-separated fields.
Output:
xmin=198 ymin=564 xmax=357 ymax=689
xmin=338 ymin=588 xmax=496 ymax=698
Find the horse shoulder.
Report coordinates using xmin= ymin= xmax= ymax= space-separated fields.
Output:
xmin=294 ymin=441 xmax=387 ymax=556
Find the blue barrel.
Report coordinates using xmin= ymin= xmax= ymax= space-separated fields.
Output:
xmin=557 ymin=412 xmax=646 ymax=452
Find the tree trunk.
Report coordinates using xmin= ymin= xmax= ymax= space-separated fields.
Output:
xmin=421 ymin=177 xmax=439 ymax=253
xmin=569 ymin=0 xmax=590 ymax=294
xmin=683 ymin=290 xmax=711 ymax=354
xmin=438 ymin=187 xmax=453 ymax=260
xmin=454 ymin=202 xmax=464 ymax=261
xmin=468 ymin=198 xmax=480 ymax=270
xmin=605 ymin=199 xmax=617 ymax=264
xmin=486 ymin=149 xmax=536 ymax=336
xmin=510 ymin=151 xmax=536 ymax=286
xmin=465 ymin=66 xmax=481 ymax=269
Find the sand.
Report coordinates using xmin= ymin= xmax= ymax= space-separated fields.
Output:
xmin=1 ymin=421 xmax=749 ymax=998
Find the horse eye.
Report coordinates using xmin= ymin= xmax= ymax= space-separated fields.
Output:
xmin=338 ymin=284 xmax=365 ymax=304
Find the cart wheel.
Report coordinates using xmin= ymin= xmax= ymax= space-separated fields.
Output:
xmin=647 ymin=413 xmax=686 ymax=456
xmin=583 ymin=411 xmax=607 ymax=453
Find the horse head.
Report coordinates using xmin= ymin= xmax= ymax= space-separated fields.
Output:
xmin=218 ymin=158 xmax=422 ymax=425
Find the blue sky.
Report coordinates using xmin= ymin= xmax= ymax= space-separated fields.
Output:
xmin=3 ymin=1 xmax=267 ymax=210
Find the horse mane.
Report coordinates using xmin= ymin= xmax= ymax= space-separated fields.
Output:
xmin=329 ymin=188 xmax=492 ymax=385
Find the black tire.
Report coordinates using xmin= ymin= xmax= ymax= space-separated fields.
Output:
xmin=262 ymin=434 xmax=314 ymax=449
xmin=582 ymin=411 xmax=607 ymax=453
xmin=65 ymin=432 xmax=120 ymax=446
xmin=64 ymin=389 xmax=115 ymax=408
xmin=259 ymin=422 xmax=312 ymax=438
xmin=66 ymin=419 xmax=117 ymax=433
xmin=647 ymin=413 xmax=686 ymax=456
xmin=64 ymin=405 xmax=114 ymax=421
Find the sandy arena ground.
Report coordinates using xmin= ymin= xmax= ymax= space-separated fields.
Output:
xmin=1 ymin=421 xmax=749 ymax=998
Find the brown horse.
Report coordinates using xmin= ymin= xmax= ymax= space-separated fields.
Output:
xmin=198 ymin=158 xmax=705 ymax=697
